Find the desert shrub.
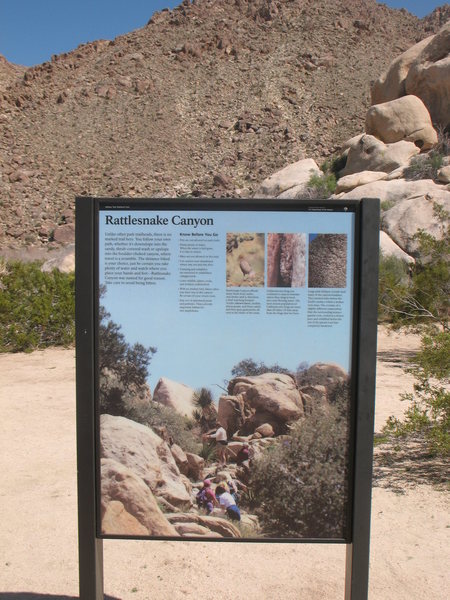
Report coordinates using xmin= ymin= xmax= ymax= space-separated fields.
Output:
xmin=192 ymin=387 xmax=218 ymax=433
xmin=383 ymin=331 xmax=449 ymax=456
xmin=404 ymin=152 xmax=443 ymax=181
xmin=330 ymin=153 xmax=347 ymax=176
xmin=193 ymin=387 xmax=214 ymax=409
xmin=380 ymin=208 xmax=449 ymax=456
xmin=380 ymin=199 xmax=395 ymax=212
xmin=198 ymin=440 xmax=217 ymax=462
xmin=231 ymin=358 xmax=292 ymax=378
xmin=306 ymin=171 xmax=337 ymax=198
xmin=321 ymin=155 xmax=347 ymax=178
xmin=127 ymin=401 xmax=201 ymax=454
xmin=0 ymin=260 xmax=75 ymax=352
xmin=249 ymin=403 xmax=349 ymax=538
xmin=378 ymin=253 xmax=411 ymax=323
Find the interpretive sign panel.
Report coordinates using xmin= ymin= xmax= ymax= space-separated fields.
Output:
xmin=76 ymin=196 xmax=379 ymax=598
xmin=91 ymin=198 xmax=364 ymax=542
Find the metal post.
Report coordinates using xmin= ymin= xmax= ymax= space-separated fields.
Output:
xmin=345 ymin=198 xmax=380 ymax=599
xmin=76 ymin=197 xmax=104 ymax=599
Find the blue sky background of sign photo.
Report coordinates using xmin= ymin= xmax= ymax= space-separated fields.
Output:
xmin=0 ymin=1 xmax=441 ymax=67
xmin=99 ymin=208 xmax=356 ymax=398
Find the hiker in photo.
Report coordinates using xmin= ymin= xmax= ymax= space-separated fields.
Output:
xmin=206 ymin=421 xmax=228 ymax=467
xmin=215 ymin=485 xmax=241 ymax=522
xmin=215 ymin=472 xmax=242 ymax=503
xmin=236 ymin=442 xmax=250 ymax=466
xmin=196 ymin=479 xmax=217 ymax=515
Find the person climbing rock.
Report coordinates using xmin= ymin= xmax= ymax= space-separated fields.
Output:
xmin=196 ymin=479 xmax=217 ymax=515
xmin=215 ymin=485 xmax=241 ymax=522
xmin=206 ymin=421 xmax=228 ymax=467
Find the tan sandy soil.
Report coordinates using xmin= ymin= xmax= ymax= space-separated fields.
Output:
xmin=0 ymin=327 xmax=448 ymax=599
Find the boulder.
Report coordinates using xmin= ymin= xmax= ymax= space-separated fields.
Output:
xmin=173 ymin=522 xmax=216 ymax=537
xmin=170 ymin=444 xmax=189 ymax=476
xmin=255 ymin=423 xmax=275 ymax=437
xmin=381 ymin=189 xmax=450 ymax=256
xmin=197 ymin=515 xmax=241 ymax=538
xmin=102 ymin=500 xmax=149 ymax=536
xmin=438 ymin=166 xmax=450 ymax=184
xmin=335 ymin=171 xmax=387 ymax=193
xmin=229 ymin=372 xmax=303 ymax=431
xmin=218 ymin=394 xmax=246 ymax=435
xmin=371 ymin=36 xmax=432 ymax=104
xmin=166 ymin=513 xmax=241 ymax=538
xmin=341 ymin=133 xmax=364 ymax=152
xmin=225 ymin=441 xmax=246 ymax=461
xmin=405 ymin=22 xmax=450 ymax=129
xmin=100 ymin=414 xmax=192 ymax=508
xmin=186 ymin=452 xmax=205 ymax=480
xmin=100 ymin=458 xmax=178 ymax=536
xmin=297 ymin=363 xmax=348 ymax=388
xmin=299 ymin=384 xmax=329 ymax=415
xmin=334 ymin=178 xmax=442 ymax=203
xmin=41 ymin=244 xmax=75 ymax=273
xmin=255 ymin=158 xmax=320 ymax=197
xmin=379 ymin=231 xmax=415 ymax=264
xmin=308 ymin=234 xmax=347 ymax=288
xmin=365 ymin=95 xmax=438 ymax=150
xmin=341 ymin=135 xmax=419 ymax=176
xmin=152 ymin=377 xmax=195 ymax=417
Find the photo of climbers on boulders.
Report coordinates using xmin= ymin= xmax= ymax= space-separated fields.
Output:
xmin=98 ymin=297 xmax=352 ymax=540
xmin=226 ymin=232 xmax=265 ymax=287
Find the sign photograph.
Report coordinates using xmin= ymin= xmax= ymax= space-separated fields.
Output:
xmin=95 ymin=199 xmax=360 ymax=542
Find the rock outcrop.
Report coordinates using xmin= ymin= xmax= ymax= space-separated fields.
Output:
xmin=100 ymin=458 xmax=178 ymax=536
xmin=341 ymin=135 xmax=419 ymax=176
xmin=381 ymin=190 xmax=450 ymax=257
xmin=255 ymin=158 xmax=320 ymax=198
xmin=297 ymin=363 xmax=348 ymax=388
xmin=100 ymin=414 xmax=192 ymax=508
xmin=219 ymin=372 xmax=303 ymax=436
xmin=166 ymin=513 xmax=241 ymax=538
xmin=371 ymin=22 xmax=450 ymax=129
xmin=371 ymin=36 xmax=433 ymax=104
xmin=153 ymin=377 xmax=195 ymax=417
xmin=365 ymin=95 xmax=437 ymax=150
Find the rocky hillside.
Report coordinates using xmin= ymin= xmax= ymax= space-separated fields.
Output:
xmin=0 ymin=0 xmax=447 ymax=250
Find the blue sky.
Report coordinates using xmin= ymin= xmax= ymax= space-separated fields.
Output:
xmin=0 ymin=1 xmax=442 ymax=67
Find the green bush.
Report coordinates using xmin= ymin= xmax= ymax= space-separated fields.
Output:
xmin=249 ymin=402 xmax=349 ymax=538
xmin=404 ymin=152 xmax=443 ymax=181
xmin=127 ymin=401 xmax=201 ymax=455
xmin=383 ymin=331 xmax=449 ymax=456
xmin=380 ymin=206 xmax=449 ymax=456
xmin=306 ymin=171 xmax=337 ymax=198
xmin=378 ymin=253 xmax=410 ymax=323
xmin=0 ymin=261 xmax=75 ymax=352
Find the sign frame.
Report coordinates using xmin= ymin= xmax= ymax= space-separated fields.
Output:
xmin=76 ymin=196 xmax=379 ymax=599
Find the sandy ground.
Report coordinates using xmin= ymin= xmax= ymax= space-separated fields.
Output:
xmin=0 ymin=326 xmax=448 ymax=600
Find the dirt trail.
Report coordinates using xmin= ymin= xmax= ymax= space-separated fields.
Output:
xmin=0 ymin=328 xmax=448 ymax=599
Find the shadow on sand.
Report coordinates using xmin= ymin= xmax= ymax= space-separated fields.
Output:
xmin=373 ymin=434 xmax=448 ymax=493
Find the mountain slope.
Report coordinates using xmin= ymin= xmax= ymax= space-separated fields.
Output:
xmin=0 ymin=0 xmax=446 ymax=248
